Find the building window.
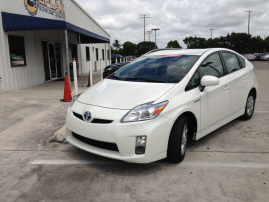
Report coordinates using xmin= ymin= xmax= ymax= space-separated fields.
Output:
xmin=96 ymin=48 xmax=99 ymax=60
xmin=102 ymin=49 xmax=104 ymax=60
xmin=86 ymin=47 xmax=90 ymax=61
xmin=8 ymin=35 xmax=26 ymax=67
xmin=107 ymin=50 xmax=110 ymax=59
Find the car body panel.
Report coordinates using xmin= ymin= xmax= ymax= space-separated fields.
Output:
xmin=66 ymin=103 xmax=174 ymax=163
xmin=261 ymin=54 xmax=269 ymax=61
xmin=228 ymin=63 xmax=250 ymax=114
xmin=241 ymin=54 xmax=255 ymax=61
xmin=77 ymin=79 xmax=175 ymax=110
xmin=200 ymin=76 xmax=230 ymax=131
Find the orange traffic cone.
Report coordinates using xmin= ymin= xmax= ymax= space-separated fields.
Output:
xmin=60 ymin=73 xmax=72 ymax=102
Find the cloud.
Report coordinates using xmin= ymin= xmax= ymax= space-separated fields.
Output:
xmin=77 ymin=0 xmax=269 ymax=48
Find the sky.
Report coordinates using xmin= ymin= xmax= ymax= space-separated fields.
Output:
xmin=77 ymin=0 xmax=269 ymax=49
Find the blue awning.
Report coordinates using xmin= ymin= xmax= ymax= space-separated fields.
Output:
xmin=1 ymin=12 xmax=110 ymax=43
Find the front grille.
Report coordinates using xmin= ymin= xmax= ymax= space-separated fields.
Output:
xmin=73 ymin=112 xmax=83 ymax=121
xmin=72 ymin=132 xmax=119 ymax=152
xmin=92 ymin=119 xmax=113 ymax=124
xmin=73 ymin=112 xmax=113 ymax=124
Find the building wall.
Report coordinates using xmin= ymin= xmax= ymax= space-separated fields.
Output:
xmin=0 ymin=29 xmax=77 ymax=94
xmin=0 ymin=12 xmax=6 ymax=94
xmin=1 ymin=0 xmax=110 ymax=39
xmin=0 ymin=0 xmax=110 ymax=94
xmin=78 ymin=43 xmax=111 ymax=74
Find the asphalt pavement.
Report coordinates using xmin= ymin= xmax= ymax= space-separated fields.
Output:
xmin=0 ymin=62 xmax=269 ymax=202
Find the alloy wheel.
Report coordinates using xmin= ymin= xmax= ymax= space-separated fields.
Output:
xmin=247 ymin=96 xmax=254 ymax=116
xmin=181 ymin=124 xmax=188 ymax=155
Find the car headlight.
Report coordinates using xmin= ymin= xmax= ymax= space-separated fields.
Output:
xmin=121 ymin=101 xmax=168 ymax=123
xmin=70 ymin=93 xmax=81 ymax=107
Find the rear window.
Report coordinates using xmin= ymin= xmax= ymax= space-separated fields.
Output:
xmin=108 ymin=55 xmax=199 ymax=83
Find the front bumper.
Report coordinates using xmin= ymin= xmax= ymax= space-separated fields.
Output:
xmin=65 ymin=101 xmax=174 ymax=163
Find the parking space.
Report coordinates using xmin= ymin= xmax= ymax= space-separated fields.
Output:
xmin=0 ymin=62 xmax=268 ymax=201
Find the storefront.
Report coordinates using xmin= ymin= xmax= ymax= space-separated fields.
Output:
xmin=0 ymin=0 xmax=110 ymax=94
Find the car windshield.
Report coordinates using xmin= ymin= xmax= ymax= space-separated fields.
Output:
xmin=107 ymin=55 xmax=199 ymax=83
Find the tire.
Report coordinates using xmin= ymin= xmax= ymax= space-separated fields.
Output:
xmin=167 ymin=116 xmax=189 ymax=163
xmin=240 ymin=91 xmax=255 ymax=120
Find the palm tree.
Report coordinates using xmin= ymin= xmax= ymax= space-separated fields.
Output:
xmin=113 ymin=40 xmax=122 ymax=50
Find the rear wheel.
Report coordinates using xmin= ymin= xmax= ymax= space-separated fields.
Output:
xmin=167 ymin=116 xmax=188 ymax=163
xmin=240 ymin=91 xmax=255 ymax=120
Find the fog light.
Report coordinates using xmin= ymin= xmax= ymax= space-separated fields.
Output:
xmin=135 ymin=136 xmax=146 ymax=155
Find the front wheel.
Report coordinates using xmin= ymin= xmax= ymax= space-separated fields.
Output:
xmin=240 ymin=92 xmax=255 ymax=120
xmin=167 ymin=116 xmax=188 ymax=163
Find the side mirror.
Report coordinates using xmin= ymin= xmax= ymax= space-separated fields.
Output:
xmin=199 ymin=75 xmax=220 ymax=92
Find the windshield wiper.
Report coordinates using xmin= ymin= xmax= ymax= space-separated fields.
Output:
xmin=109 ymin=75 xmax=121 ymax=80
xmin=124 ymin=77 xmax=168 ymax=83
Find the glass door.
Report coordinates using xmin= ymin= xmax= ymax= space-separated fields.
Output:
xmin=42 ymin=41 xmax=63 ymax=81
xmin=48 ymin=43 xmax=58 ymax=80
xmin=54 ymin=43 xmax=62 ymax=78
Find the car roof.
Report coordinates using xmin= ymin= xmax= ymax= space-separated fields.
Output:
xmin=146 ymin=48 xmax=211 ymax=56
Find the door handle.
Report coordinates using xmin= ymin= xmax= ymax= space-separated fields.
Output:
xmin=223 ymin=85 xmax=230 ymax=91
xmin=243 ymin=75 xmax=248 ymax=81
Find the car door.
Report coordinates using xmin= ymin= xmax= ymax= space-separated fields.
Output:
xmin=198 ymin=52 xmax=231 ymax=131
xmin=221 ymin=51 xmax=248 ymax=115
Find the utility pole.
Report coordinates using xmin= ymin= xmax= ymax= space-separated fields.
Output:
xmin=245 ymin=11 xmax=252 ymax=34
xmin=146 ymin=31 xmax=152 ymax=41
xmin=139 ymin=14 xmax=151 ymax=41
xmin=151 ymin=29 xmax=160 ymax=49
xmin=210 ymin=29 xmax=214 ymax=39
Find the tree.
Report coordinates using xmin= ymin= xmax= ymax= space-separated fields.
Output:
xmin=166 ymin=40 xmax=182 ymax=48
xmin=183 ymin=32 xmax=269 ymax=53
xmin=122 ymin=41 xmax=137 ymax=56
xmin=183 ymin=36 xmax=207 ymax=48
xmin=112 ymin=39 xmax=122 ymax=50
xmin=136 ymin=41 xmax=156 ymax=56
xmin=110 ymin=46 xmax=118 ymax=54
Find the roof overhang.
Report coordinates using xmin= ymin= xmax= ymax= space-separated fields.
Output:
xmin=1 ymin=12 xmax=110 ymax=43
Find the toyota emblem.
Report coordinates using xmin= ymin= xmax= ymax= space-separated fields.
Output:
xmin=84 ymin=111 xmax=92 ymax=121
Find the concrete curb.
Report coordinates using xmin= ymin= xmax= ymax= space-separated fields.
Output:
xmin=53 ymin=125 xmax=66 ymax=142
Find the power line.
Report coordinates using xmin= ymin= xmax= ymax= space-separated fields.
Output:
xmin=139 ymin=14 xmax=151 ymax=41
xmin=245 ymin=11 xmax=253 ymax=34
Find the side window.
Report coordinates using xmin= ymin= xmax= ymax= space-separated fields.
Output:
xmin=238 ymin=55 xmax=246 ymax=68
xmin=186 ymin=71 xmax=200 ymax=91
xmin=185 ymin=53 xmax=224 ymax=91
xmin=199 ymin=53 xmax=224 ymax=78
xmin=222 ymin=52 xmax=241 ymax=73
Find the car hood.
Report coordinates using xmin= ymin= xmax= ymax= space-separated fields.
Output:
xmin=77 ymin=79 xmax=175 ymax=110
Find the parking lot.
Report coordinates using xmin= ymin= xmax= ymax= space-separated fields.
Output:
xmin=0 ymin=61 xmax=269 ymax=201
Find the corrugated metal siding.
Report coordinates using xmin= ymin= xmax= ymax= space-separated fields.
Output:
xmin=79 ymin=43 xmax=111 ymax=74
xmin=0 ymin=29 xmax=78 ymax=94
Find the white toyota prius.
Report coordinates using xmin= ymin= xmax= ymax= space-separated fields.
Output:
xmin=65 ymin=48 xmax=258 ymax=163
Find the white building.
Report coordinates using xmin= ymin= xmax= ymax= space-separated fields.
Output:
xmin=0 ymin=0 xmax=111 ymax=94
